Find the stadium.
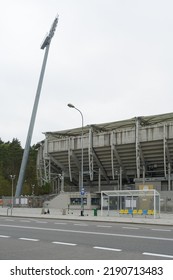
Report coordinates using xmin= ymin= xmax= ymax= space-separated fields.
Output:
xmin=36 ymin=112 xmax=173 ymax=213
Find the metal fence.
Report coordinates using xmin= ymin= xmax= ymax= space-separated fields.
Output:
xmin=1 ymin=195 xmax=48 ymax=208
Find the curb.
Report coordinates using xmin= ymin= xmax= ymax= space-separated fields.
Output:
xmin=1 ymin=213 xmax=173 ymax=226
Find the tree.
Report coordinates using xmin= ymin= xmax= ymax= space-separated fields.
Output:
xmin=0 ymin=139 xmax=38 ymax=196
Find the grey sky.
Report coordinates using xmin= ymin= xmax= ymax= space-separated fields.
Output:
xmin=1 ymin=0 xmax=173 ymax=147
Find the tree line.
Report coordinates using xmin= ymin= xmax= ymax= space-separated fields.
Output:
xmin=0 ymin=138 xmax=47 ymax=197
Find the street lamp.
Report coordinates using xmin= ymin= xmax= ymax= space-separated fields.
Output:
xmin=67 ymin=103 xmax=84 ymax=216
xmin=10 ymin=175 xmax=16 ymax=213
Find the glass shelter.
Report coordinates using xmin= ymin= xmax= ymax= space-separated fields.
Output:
xmin=101 ymin=189 xmax=160 ymax=219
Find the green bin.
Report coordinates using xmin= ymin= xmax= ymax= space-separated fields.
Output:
xmin=93 ymin=208 xmax=97 ymax=216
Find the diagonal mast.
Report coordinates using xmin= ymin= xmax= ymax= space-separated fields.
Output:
xmin=15 ymin=15 xmax=58 ymax=197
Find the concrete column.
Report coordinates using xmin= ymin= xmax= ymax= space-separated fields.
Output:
xmin=168 ymin=162 xmax=171 ymax=191
xmin=142 ymin=165 xmax=145 ymax=184
xmin=61 ymin=172 xmax=65 ymax=193
xmin=136 ymin=118 xmax=140 ymax=179
xmin=163 ymin=124 xmax=167 ymax=178
xmin=119 ymin=166 xmax=122 ymax=190
xmin=98 ymin=168 xmax=101 ymax=192
xmin=79 ymin=171 xmax=81 ymax=192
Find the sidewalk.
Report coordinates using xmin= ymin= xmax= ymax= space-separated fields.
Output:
xmin=1 ymin=207 xmax=173 ymax=226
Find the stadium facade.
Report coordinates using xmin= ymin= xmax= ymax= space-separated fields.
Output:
xmin=37 ymin=112 xmax=173 ymax=211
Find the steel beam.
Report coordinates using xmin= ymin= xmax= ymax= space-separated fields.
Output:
xmin=136 ymin=117 xmax=141 ymax=179
xmin=88 ymin=128 xmax=94 ymax=181
xmin=92 ymin=148 xmax=110 ymax=184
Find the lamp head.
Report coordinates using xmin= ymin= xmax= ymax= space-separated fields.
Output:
xmin=67 ymin=103 xmax=75 ymax=108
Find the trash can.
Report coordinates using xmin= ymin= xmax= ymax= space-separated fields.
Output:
xmin=62 ymin=208 xmax=66 ymax=215
xmin=93 ymin=208 xmax=97 ymax=216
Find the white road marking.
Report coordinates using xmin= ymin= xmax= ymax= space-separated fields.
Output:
xmin=35 ymin=221 xmax=48 ymax=224
xmin=52 ymin=241 xmax=77 ymax=246
xmin=123 ymin=226 xmax=139 ymax=230
xmin=94 ymin=246 xmax=122 ymax=252
xmin=73 ymin=223 xmax=88 ymax=226
xmin=151 ymin=228 xmax=171 ymax=232
xmin=19 ymin=220 xmax=31 ymax=223
xmin=19 ymin=238 xmax=39 ymax=242
xmin=97 ymin=225 xmax=112 ymax=228
xmin=5 ymin=219 xmax=14 ymax=222
xmin=0 ymin=235 xmax=10 ymax=238
xmin=1 ymin=224 xmax=173 ymax=242
xmin=143 ymin=252 xmax=173 ymax=259
xmin=54 ymin=222 xmax=67 ymax=225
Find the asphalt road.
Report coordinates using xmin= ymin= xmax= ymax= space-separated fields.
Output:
xmin=0 ymin=216 xmax=173 ymax=260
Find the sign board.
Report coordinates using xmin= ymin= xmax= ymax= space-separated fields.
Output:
xmin=80 ymin=188 xmax=85 ymax=195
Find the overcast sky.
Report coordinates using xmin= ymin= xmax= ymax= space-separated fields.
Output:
xmin=1 ymin=0 xmax=173 ymax=147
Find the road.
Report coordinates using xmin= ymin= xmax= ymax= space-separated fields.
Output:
xmin=0 ymin=216 xmax=173 ymax=259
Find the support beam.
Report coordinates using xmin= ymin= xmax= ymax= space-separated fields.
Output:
xmin=142 ymin=165 xmax=145 ymax=184
xmin=68 ymin=138 xmax=72 ymax=182
xmin=139 ymin=144 xmax=146 ymax=184
xmin=50 ymin=155 xmax=80 ymax=187
xmin=98 ymin=168 xmax=101 ymax=192
xmin=92 ymin=148 xmax=110 ymax=184
xmin=163 ymin=124 xmax=167 ymax=178
xmin=164 ymin=125 xmax=171 ymax=164
xmin=163 ymin=125 xmax=172 ymax=188
xmin=43 ymin=157 xmax=51 ymax=182
xmin=111 ymin=131 xmax=128 ymax=182
xmin=88 ymin=128 xmax=94 ymax=181
xmin=119 ymin=166 xmax=122 ymax=190
xmin=61 ymin=171 xmax=64 ymax=192
xmin=168 ymin=162 xmax=171 ymax=191
xmin=136 ymin=117 xmax=141 ymax=179
xmin=68 ymin=142 xmax=92 ymax=187
xmin=49 ymin=155 xmax=68 ymax=175
xmin=111 ymin=144 xmax=128 ymax=181
xmin=71 ymin=151 xmax=81 ymax=170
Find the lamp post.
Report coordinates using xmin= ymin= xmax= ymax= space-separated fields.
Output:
xmin=10 ymin=175 xmax=16 ymax=213
xmin=67 ymin=103 xmax=84 ymax=216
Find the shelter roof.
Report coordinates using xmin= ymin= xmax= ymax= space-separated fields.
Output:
xmin=101 ymin=189 xmax=160 ymax=197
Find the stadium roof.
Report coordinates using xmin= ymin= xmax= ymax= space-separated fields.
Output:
xmin=44 ymin=112 xmax=173 ymax=138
